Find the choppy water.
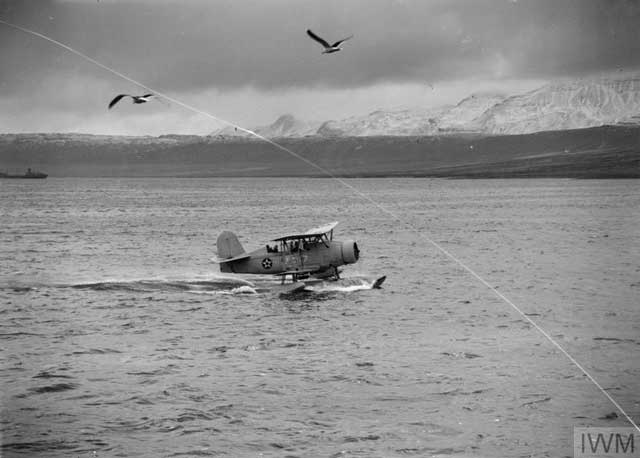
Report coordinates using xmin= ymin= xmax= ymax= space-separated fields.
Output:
xmin=1 ymin=177 xmax=639 ymax=457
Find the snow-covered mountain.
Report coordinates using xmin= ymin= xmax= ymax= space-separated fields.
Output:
xmin=475 ymin=76 xmax=640 ymax=134
xmin=314 ymin=92 xmax=508 ymax=136
xmin=437 ymin=92 xmax=507 ymax=132
xmin=214 ymin=74 xmax=640 ymax=138
xmin=316 ymin=106 xmax=453 ymax=137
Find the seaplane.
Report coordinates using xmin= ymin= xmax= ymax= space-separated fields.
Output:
xmin=214 ymin=222 xmax=386 ymax=294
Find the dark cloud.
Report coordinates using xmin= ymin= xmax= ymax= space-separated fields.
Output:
xmin=1 ymin=0 xmax=639 ymax=96
xmin=1 ymin=0 xmax=639 ymax=135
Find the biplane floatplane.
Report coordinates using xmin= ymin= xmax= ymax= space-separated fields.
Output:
xmin=214 ymin=222 xmax=386 ymax=294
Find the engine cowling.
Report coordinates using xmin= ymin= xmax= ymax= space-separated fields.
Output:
xmin=340 ymin=240 xmax=360 ymax=264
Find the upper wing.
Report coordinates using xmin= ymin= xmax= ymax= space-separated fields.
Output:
xmin=108 ymin=94 xmax=129 ymax=109
xmin=304 ymin=221 xmax=338 ymax=236
xmin=332 ymin=35 xmax=353 ymax=47
xmin=141 ymin=93 xmax=154 ymax=99
xmin=272 ymin=222 xmax=339 ymax=242
xmin=306 ymin=29 xmax=331 ymax=48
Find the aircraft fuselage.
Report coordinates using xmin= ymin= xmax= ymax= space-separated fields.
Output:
xmin=220 ymin=238 xmax=359 ymax=276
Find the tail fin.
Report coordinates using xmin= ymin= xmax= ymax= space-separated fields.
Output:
xmin=216 ymin=231 xmax=245 ymax=259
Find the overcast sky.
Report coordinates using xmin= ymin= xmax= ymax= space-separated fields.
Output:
xmin=1 ymin=0 xmax=639 ymax=135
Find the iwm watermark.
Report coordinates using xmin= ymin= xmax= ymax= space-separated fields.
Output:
xmin=574 ymin=428 xmax=639 ymax=457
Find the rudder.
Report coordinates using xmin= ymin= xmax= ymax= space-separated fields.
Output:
xmin=216 ymin=231 xmax=245 ymax=259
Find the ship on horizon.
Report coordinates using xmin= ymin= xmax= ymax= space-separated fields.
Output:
xmin=0 ymin=168 xmax=48 ymax=179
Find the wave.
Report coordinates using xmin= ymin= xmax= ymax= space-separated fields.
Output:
xmin=3 ymin=274 xmax=383 ymax=297
xmin=26 ymin=382 xmax=79 ymax=395
xmin=187 ymin=285 xmax=258 ymax=295
xmin=68 ymin=276 xmax=256 ymax=295
xmin=1 ymin=439 xmax=78 ymax=454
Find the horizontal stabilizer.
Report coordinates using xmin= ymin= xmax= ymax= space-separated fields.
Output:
xmin=212 ymin=253 xmax=251 ymax=264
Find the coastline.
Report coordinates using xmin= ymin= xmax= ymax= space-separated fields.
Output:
xmin=1 ymin=125 xmax=638 ymax=178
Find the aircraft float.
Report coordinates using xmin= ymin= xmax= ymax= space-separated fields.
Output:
xmin=214 ymin=222 xmax=386 ymax=294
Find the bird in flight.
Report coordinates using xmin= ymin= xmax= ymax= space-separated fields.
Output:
xmin=108 ymin=93 xmax=154 ymax=109
xmin=306 ymin=29 xmax=353 ymax=54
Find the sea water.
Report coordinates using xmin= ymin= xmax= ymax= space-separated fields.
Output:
xmin=1 ymin=177 xmax=639 ymax=457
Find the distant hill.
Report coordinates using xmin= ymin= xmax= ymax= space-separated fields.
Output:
xmin=1 ymin=125 xmax=638 ymax=178
xmin=212 ymin=74 xmax=640 ymax=138
xmin=215 ymin=114 xmax=321 ymax=138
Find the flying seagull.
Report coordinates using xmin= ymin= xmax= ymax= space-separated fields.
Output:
xmin=108 ymin=93 xmax=154 ymax=110
xmin=306 ymin=29 xmax=353 ymax=54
